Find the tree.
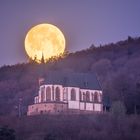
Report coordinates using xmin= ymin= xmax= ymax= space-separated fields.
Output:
xmin=44 ymin=133 xmax=56 ymax=140
xmin=111 ymin=101 xmax=126 ymax=117
xmin=0 ymin=126 xmax=16 ymax=140
xmin=91 ymin=58 xmax=112 ymax=76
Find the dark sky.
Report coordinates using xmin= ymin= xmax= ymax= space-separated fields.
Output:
xmin=0 ymin=0 xmax=140 ymax=66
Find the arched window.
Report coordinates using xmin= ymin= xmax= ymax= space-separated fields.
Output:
xmin=80 ymin=91 xmax=82 ymax=101
xmin=83 ymin=92 xmax=86 ymax=101
xmin=86 ymin=91 xmax=90 ymax=102
xmin=91 ymin=93 xmax=94 ymax=102
xmin=41 ymin=87 xmax=45 ymax=102
xmin=34 ymin=97 xmax=39 ymax=104
xmin=94 ymin=92 xmax=98 ymax=102
xmin=71 ymin=88 xmax=76 ymax=101
xmin=55 ymin=87 xmax=60 ymax=101
xmin=46 ymin=86 xmax=51 ymax=101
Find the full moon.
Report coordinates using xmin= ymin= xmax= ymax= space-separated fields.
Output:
xmin=24 ymin=23 xmax=66 ymax=63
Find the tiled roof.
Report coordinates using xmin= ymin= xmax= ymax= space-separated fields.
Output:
xmin=43 ymin=71 xmax=101 ymax=90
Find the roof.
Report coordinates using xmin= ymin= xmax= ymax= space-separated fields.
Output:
xmin=43 ymin=71 xmax=101 ymax=90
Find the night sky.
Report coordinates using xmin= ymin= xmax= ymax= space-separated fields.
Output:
xmin=0 ymin=0 xmax=140 ymax=66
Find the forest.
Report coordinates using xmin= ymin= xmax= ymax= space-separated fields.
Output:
xmin=0 ymin=36 xmax=140 ymax=140
xmin=0 ymin=114 xmax=140 ymax=140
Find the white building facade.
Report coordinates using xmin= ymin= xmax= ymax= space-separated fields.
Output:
xmin=27 ymin=71 xmax=103 ymax=115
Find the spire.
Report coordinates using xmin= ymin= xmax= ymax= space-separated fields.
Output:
xmin=39 ymin=52 xmax=45 ymax=78
xmin=41 ymin=52 xmax=45 ymax=64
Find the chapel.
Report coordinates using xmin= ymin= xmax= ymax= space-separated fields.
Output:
xmin=27 ymin=71 xmax=103 ymax=115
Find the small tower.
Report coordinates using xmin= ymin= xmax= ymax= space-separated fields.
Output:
xmin=41 ymin=52 xmax=45 ymax=64
xmin=39 ymin=52 xmax=46 ymax=79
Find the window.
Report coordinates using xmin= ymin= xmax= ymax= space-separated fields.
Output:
xmin=71 ymin=88 xmax=76 ymax=101
xmin=41 ymin=87 xmax=45 ymax=102
xmin=91 ymin=93 xmax=94 ymax=102
xmin=80 ymin=91 xmax=82 ymax=101
xmin=83 ymin=92 xmax=86 ymax=101
xmin=86 ymin=91 xmax=90 ymax=102
xmin=46 ymin=86 xmax=51 ymax=101
xmin=94 ymin=92 xmax=98 ymax=102
xmin=36 ymin=97 xmax=39 ymax=103
xmin=55 ymin=87 xmax=60 ymax=101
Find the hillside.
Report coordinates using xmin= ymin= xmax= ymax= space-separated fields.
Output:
xmin=0 ymin=36 xmax=140 ymax=116
xmin=0 ymin=114 xmax=140 ymax=140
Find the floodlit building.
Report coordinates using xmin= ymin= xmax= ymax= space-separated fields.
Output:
xmin=27 ymin=71 xmax=103 ymax=115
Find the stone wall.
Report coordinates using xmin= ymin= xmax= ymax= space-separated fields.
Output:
xmin=27 ymin=102 xmax=68 ymax=116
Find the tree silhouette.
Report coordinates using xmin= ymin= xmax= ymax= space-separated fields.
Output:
xmin=0 ymin=126 xmax=16 ymax=140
